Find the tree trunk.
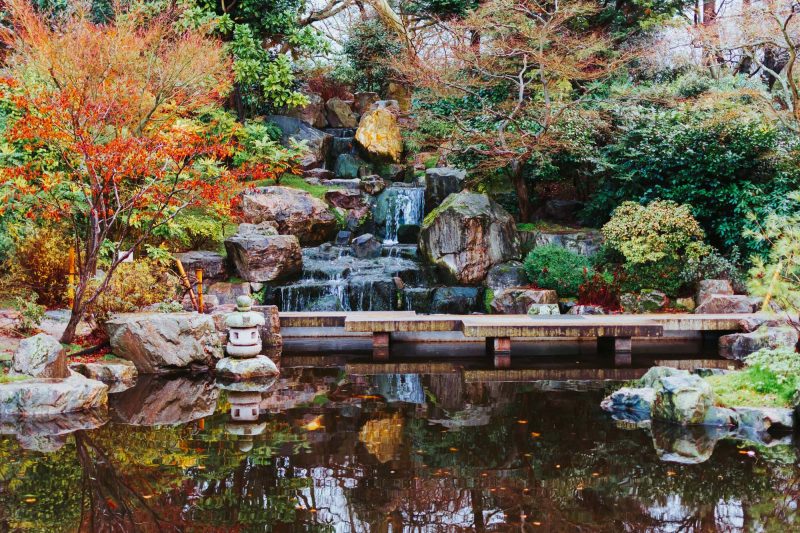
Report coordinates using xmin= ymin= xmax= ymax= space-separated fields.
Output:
xmin=510 ymin=160 xmax=531 ymax=222
xmin=60 ymin=298 xmax=85 ymax=344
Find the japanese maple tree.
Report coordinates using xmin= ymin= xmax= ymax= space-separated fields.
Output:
xmin=0 ymin=0 xmax=237 ymax=342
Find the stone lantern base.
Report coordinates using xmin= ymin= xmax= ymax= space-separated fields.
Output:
xmin=215 ymin=355 xmax=279 ymax=381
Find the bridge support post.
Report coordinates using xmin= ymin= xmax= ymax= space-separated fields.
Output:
xmin=598 ymin=336 xmax=632 ymax=367
xmin=372 ymin=332 xmax=390 ymax=361
xmin=486 ymin=337 xmax=511 ymax=368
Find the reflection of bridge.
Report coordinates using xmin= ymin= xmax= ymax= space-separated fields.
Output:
xmin=280 ymin=311 xmax=758 ymax=368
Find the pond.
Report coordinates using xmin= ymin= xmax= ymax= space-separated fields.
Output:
xmin=1 ymin=356 xmax=798 ymax=532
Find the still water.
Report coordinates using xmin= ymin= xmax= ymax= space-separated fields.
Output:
xmin=1 ymin=356 xmax=798 ymax=532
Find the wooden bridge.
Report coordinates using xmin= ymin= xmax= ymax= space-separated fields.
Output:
xmin=279 ymin=311 xmax=758 ymax=368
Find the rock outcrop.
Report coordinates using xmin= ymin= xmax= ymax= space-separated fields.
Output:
xmin=489 ymin=288 xmax=558 ymax=314
xmin=225 ymin=227 xmax=302 ymax=283
xmin=652 ymin=373 xmax=714 ymax=425
xmin=325 ymin=97 xmax=359 ymax=128
xmin=174 ymin=251 xmax=228 ymax=283
xmin=105 ymin=312 xmax=223 ymax=373
xmin=266 ymin=115 xmax=332 ymax=169
xmin=719 ymin=325 xmax=799 ymax=360
xmin=420 ymin=192 xmax=519 ymax=284
xmin=11 ymin=333 xmax=69 ymax=379
xmin=695 ymin=294 xmax=753 ymax=314
xmin=355 ymin=107 xmax=403 ymax=163
xmin=286 ymin=93 xmax=328 ymax=128
xmin=241 ymin=186 xmax=337 ymax=245
xmin=216 ymin=355 xmax=279 ymax=380
xmin=620 ymin=290 xmax=669 ymax=314
xmin=0 ymin=372 xmax=107 ymax=416
xmin=424 ymin=167 xmax=466 ymax=212
xmin=485 ymin=261 xmax=528 ymax=291
xmin=69 ymin=358 xmax=138 ymax=384
xmin=696 ymin=279 xmax=733 ymax=306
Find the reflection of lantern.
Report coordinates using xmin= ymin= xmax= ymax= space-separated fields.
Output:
xmin=224 ymin=295 xmax=266 ymax=358
xmin=225 ymin=420 xmax=267 ymax=452
xmin=228 ymin=390 xmax=262 ymax=421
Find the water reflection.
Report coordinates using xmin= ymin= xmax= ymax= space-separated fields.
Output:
xmin=0 ymin=365 xmax=798 ymax=531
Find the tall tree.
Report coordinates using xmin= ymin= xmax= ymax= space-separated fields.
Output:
xmin=398 ymin=0 xmax=627 ymax=221
xmin=0 ymin=0 xmax=238 ymax=342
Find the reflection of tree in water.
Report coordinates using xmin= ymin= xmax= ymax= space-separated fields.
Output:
xmin=2 ymin=370 xmax=800 ymax=531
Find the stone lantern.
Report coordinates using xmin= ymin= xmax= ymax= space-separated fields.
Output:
xmin=224 ymin=295 xmax=265 ymax=358
xmin=215 ymin=295 xmax=279 ymax=381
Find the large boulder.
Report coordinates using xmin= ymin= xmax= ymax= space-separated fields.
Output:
xmin=174 ymin=251 xmax=227 ymax=284
xmin=266 ymin=115 xmax=332 ymax=169
xmin=333 ymin=153 xmax=364 ymax=179
xmin=600 ymin=387 xmax=655 ymax=419
xmin=361 ymin=175 xmax=387 ymax=195
xmin=490 ymin=288 xmax=558 ymax=314
xmin=719 ymin=326 xmax=799 ymax=360
xmin=70 ymin=358 xmax=138 ymax=384
xmin=0 ymin=372 xmax=108 ymax=416
xmin=11 ymin=333 xmax=69 ymax=379
xmin=424 ymin=167 xmax=466 ymax=212
xmin=215 ymin=355 xmax=279 ymax=380
xmin=353 ymin=91 xmax=379 ymax=114
xmin=485 ymin=261 xmax=528 ymax=291
xmin=325 ymin=97 xmax=358 ymax=128
xmin=695 ymin=294 xmax=753 ymax=314
xmin=286 ymin=93 xmax=328 ymax=128
xmin=420 ymin=192 xmax=520 ymax=285
xmin=652 ymin=373 xmax=714 ymax=425
xmin=351 ymin=233 xmax=382 ymax=259
xmin=620 ymin=290 xmax=669 ymax=314
xmin=105 ymin=313 xmax=223 ymax=374
xmin=224 ymin=230 xmax=302 ymax=283
xmin=325 ymin=189 xmax=365 ymax=210
xmin=355 ymin=107 xmax=403 ymax=163
xmin=241 ymin=186 xmax=337 ymax=245
xmin=696 ymin=279 xmax=733 ymax=305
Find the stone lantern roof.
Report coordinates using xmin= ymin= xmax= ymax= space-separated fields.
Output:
xmin=224 ymin=295 xmax=266 ymax=328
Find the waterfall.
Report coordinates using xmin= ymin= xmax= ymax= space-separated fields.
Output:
xmin=383 ymin=187 xmax=425 ymax=245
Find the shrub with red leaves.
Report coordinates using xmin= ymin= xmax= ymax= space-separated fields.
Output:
xmin=577 ymin=269 xmax=621 ymax=310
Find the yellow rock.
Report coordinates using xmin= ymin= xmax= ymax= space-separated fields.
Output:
xmin=355 ymin=107 xmax=403 ymax=163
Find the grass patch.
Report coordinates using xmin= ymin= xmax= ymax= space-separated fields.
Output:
xmin=253 ymin=175 xmax=343 ymax=199
xmin=0 ymin=372 xmax=28 ymax=384
xmin=517 ymin=221 xmax=589 ymax=233
xmin=706 ymin=369 xmax=795 ymax=408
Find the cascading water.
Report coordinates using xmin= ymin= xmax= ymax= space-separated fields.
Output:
xmin=382 ymin=185 xmax=425 ymax=245
xmin=265 ymin=244 xmax=427 ymax=312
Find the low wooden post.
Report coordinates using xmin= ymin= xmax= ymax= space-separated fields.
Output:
xmin=175 ymin=259 xmax=198 ymax=310
xmin=372 ymin=332 xmax=391 ymax=361
xmin=486 ymin=337 xmax=511 ymax=368
xmin=598 ymin=336 xmax=632 ymax=367
xmin=196 ymin=269 xmax=204 ymax=312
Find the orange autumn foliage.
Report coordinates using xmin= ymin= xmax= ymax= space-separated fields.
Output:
xmin=0 ymin=0 xmax=242 ymax=341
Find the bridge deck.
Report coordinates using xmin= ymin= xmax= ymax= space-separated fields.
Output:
xmin=278 ymin=311 xmax=763 ymax=368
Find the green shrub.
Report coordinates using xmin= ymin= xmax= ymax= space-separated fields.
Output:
xmin=13 ymin=294 xmax=45 ymax=334
xmin=584 ymin=95 xmax=800 ymax=259
xmin=523 ymin=245 xmax=591 ymax=297
xmin=601 ymin=200 xmax=708 ymax=296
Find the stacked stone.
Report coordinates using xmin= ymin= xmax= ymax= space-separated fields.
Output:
xmin=216 ymin=295 xmax=279 ymax=424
